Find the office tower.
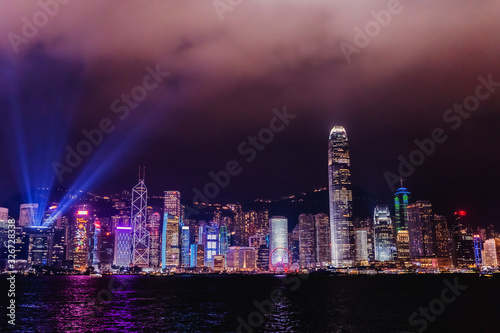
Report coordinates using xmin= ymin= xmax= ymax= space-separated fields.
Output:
xmin=114 ymin=226 xmax=132 ymax=268
xmin=51 ymin=226 xmax=68 ymax=269
xmin=298 ymin=214 xmax=316 ymax=268
xmin=433 ymin=215 xmax=450 ymax=258
xmin=314 ymin=213 xmax=331 ymax=267
xmin=163 ymin=191 xmax=181 ymax=269
xmin=0 ymin=207 xmax=8 ymax=225
xmin=219 ymin=224 xmax=229 ymax=257
xmin=473 ymin=235 xmax=482 ymax=267
xmin=243 ymin=210 xmax=258 ymax=240
xmin=328 ymin=126 xmax=354 ymax=267
xmin=373 ymin=205 xmax=394 ymax=262
xmin=164 ymin=214 xmax=180 ymax=268
xmin=354 ymin=228 xmax=369 ymax=263
xmin=289 ymin=224 xmax=300 ymax=265
xmin=226 ymin=246 xmax=257 ymax=271
xmin=100 ymin=231 xmax=114 ymax=271
xmin=164 ymin=191 xmax=181 ymax=217
xmin=407 ymin=201 xmax=434 ymax=259
xmin=483 ymin=239 xmax=497 ymax=267
xmin=394 ymin=184 xmax=410 ymax=262
xmin=131 ymin=168 xmax=149 ymax=268
xmin=257 ymin=244 xmax=269 ymax=271
xmin=19 ymin=203 xmax=39 ymax=227
xmin=147 ymin=211 xmax=161 ymax=269
xmin=25 ymin=226 xmax=54 ymax=266
xmin=451 ymin=211 xmax=475 ymax=268
xmin=203 ymin=222 xmax=219 ymax=267
xmin=181 ymin=225 xmax=190 ymax=268
xmin=90 ymin=219 xmax=102 ymax=271
xmin=197 ymin=244 xmax=204 ymax=267
xmin=72 ymin=208 xmax=92 ymax=271
xmin=396 ymin=230 xmax=410 ymax=261
xmin=190 ymin=244 xmax=198 ymax=267
xmin=269 ymin=216 xmax=289 ymax=269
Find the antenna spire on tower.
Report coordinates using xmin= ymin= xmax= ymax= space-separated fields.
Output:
xmin=400 ymin=176 xmax=403 ymax=188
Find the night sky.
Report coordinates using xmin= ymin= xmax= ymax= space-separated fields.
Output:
xmin=1 ymin=1 xmax=499 ymax=227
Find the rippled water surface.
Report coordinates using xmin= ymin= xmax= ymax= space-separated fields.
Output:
xmin=1 ymin=274 xmax=498 ymax=332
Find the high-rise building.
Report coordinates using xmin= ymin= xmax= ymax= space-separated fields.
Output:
xmin=407 ymin=201 xmax=434 ymax=259
xmin=328 ymin=126 xmax=354 ymax=267
xmin=164 ymin=191 xmax=181 ymax=217
xmin=25 ymin=226 xmax=54 ymax=266
xmin=19 ymin=203 xmax=39 ymax=227
xmin=100 ymin=231 xmax=114 ymax=271
xmin=90 ymin=219 xmax=102 ymax=271
xmin=483 ymin=239 xmax=497 ymax=267
xmin=298 ymin=214 xmax=316 ymax=268
xmin=147 ymin=211 xmax=161 ymax=269
xmin=73 ymin=208 xmax=92 ymax=271
xmin=433 ymin=215 xmax=450 ymax=258
xmin=269 ymin=216 xmax=289 ymax=269
xmin=314 ymin=213 xmax=331 ymax=267
xmin=164 ymin=215 xmax=180 ymax=268
xmin=203 ymin=222 xmax=219 ymax=267
xmin=131 ymin=168 xmax=149 ymax=268
xmin=0 ymin=207 xmax=8 ymax=225
xmin=226 ymin=247 xmax=256 ymax=271
xmin=394 ymin=184 xmax=410 ymax=263
xmin=354 ymin=228 xmax=369 ymax=264
xmin=114 ymin=226 xmax=132 ymax=268
xmin=473 ymin=234 xmax=482 ymax=267
xmin=181 ymin=225 xmax=190 ymax=268
xmin=373 ymin=205 xmax=394 ymax=262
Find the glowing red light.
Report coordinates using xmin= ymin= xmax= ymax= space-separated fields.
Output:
xmin=455 ymin=210 xmax=466 ymax=216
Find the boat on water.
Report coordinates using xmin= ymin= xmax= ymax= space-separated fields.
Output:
xmin=90 ymin=273 xmax=103 ymax=278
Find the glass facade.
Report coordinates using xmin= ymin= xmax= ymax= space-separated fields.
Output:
xmin=373 ymin=205 xmax=394 ymax=262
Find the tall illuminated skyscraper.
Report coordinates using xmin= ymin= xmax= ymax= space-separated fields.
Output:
xmin=394 ymin=184 xmax=410 ymax=263
xmin=298 ymin=214 xmax=315 ymax=268
xmin=407 ymin=201 xmax=433 ymax=259
xmin=19 ymin=203 xmax=39 ymax=227
xmin=131 ymin=167 xmax=150 ymax=268
xmin=73 ymin=206 xmax=92 ymax=271
xmin=269 ymin=216 xmax=289 ymax=269
xmin=373 ymin=205 xmax=394 ymax=262
xmin=314 ymin=213 xmax=331 ymax=267
xmin=163 ymin=191 xmax=181 ymax=269
xmin=328 ymin=126 xmax=354 ymax=267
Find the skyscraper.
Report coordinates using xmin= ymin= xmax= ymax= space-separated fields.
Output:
xmin=147 ymin=211 xmax=161 ymax=269
xmin=407 ymin=201 xmax=434 ymax=259
xmin=73 ymin=207 xmax=92 ymax=271
xmin=354 ymin=228 xmax=369 ymax=263
xmin=483 ymin=239 xmax=498 ymax=267
xmin=114 ymin=226 xmax=132 ymax=268
xmin=328 ymin=126 xmax=354 ymax=267
xmin=131 ymin=167 xmax=150 ymax=268
xmin=163 ymin=191 xmax=181 ymax=269
xmin=269 ymin=216 xmax=289 ymax=269
xmin=19 ymin=203 xmax=39 ymax=227
xmin=433 ymin=215 xmax=450 ymax=258
xmin=314 ymin=213 xmax=331 ymax=267
xmin=394 ymin=184 xmax=410 ymax=263
xmin=373 ymin=205 xmax=394 ymax=262
xmin=298 ymin=214 xmax=316 ymax=268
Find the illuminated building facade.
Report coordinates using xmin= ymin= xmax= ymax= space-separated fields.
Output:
xmin=147 ymin=211 xmax=161 ymax=268
xmin=473 ymin=235 xmax=482 ymax=267
xmin=483 ymin=239 xmax=497 ymax=267
xmin=19 ymin=203 xmax=39 ymax=227
xmin=354 ymin=228 xmax=369 ymax=264
xmin=131 ymin=168 xmax=149 ymax=268
xmin=181 ymin=225 xmax=190 ymax=268
xmin=213 ymin=255 xmax=225 ymax=272
xmin=396 ymin=230 xmax=410 ymax=261
xmin=164 ymin=215 xmax=180 ymax=268
xmin=164 ymin=191 xmax=181 ymax=217
xmin=328 ymin=126 xmax=354 ymax=267
xmin=114 ymin=226 xmax=132 ymax=268
xmin=394 ymin=185 xmax=410 ymax=262
xmin=73 ymin=208 xmax=92 ymax=271
xmin=407 ymin=201 xmax=433 ymax=259
xmin=298 ymin=214 xmax=316 ymax=268
xmin=433 ymin=215 xmax=450 ymax=258
xmin=203 ymin=223 xmax=219 ymax=267
xmin=374 ymin=205 xmax=394 ymax=262
xmin=26 ymin=226 xmax=54 ymax=266
xmin=227 ymin=247 xmax=256 ymax=271
xmin=269 ymin=216 xmax=289 ymax=267
xmin=314 ymin=213 xmax=331 ymax=267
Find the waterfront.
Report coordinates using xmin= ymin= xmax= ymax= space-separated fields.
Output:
xmin=1 ymin=274 xmax=498 ymax=332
